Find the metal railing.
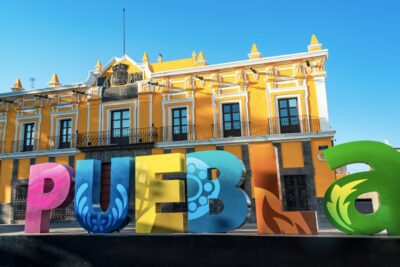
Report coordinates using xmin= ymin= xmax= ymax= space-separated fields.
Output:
xmin=76 ymin=127 xmax=159 ymax=148
xmin=251 ymin=116 xmax=331 ymax=136
xmin=12 ymin=139 xmax=44 ymax=152
xmin=211 ymin=121 xmax=250 ymax=139
xmin=1 ymin=117 xmax=331 ymax=152
xmin=160 ymin=125 xmax=196 ymax=142
xmin=48 ymin=134 xmax=76 ymax=149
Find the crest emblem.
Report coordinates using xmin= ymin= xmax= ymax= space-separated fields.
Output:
xmin=112 ymin=64 xmax=129 ymax=86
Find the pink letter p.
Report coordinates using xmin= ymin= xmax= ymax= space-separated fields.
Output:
xmin=24 ymin=163 xmax=74 ymax=233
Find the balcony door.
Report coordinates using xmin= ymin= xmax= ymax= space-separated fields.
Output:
xmin=59 ymin=119 xmax=72 ymax=148
xmin=23 ymin=123 xmax=35 ymax=151
xmin=172 ymin=107 xmax=188 ymax=141
xmin=222 ymin=103 xmax=241 ymax=137
xmin=278 ymin=98 xmax=300 ymax=133
xmin=111 ymin=109 xmax=130 ymax=145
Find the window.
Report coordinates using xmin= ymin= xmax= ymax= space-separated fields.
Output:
xmin=59 ymin=119 xmax=72 ymax=149
xmin=172 ymin=107 xmax=188 ymax=141
xmin=13 ymin=183 xmax=75 ymax=221
xmin=13 ymin=184 xmax=28 ymax=221
xmin=222 ymin=103 xmax=241 ymax=137
xmin=283 ymin=175 xmax=309 ymax=211
xmin=278 ymin=98 xmax=300 ymax=133
xmin=111 ymin=109 xmax=130 ymax=145
xmin=22 ymin=123 xmax=35 ymax=151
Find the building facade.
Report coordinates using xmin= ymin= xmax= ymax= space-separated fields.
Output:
xmin=0 ymin=35 xmax=337 ymax=233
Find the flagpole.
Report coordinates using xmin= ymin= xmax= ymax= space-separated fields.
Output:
xmin=123 ymin=8 xmax=126 ymax=55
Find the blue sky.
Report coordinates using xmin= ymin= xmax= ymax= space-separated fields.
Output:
xmin=0 ymin=0 xmax=399 ymax=149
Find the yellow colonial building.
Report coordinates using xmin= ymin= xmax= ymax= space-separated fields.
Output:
xmin=0 ymin=35 xmax=337 ymax=233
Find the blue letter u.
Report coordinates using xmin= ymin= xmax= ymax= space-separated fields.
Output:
xmin=75 ymin=157 xmax=134 ymax=233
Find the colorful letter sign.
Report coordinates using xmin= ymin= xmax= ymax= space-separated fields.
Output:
xmin=135 ymin=153 xmax=187 ymax=233
xmin=25 ymin=163 xmax=74 ymax=233
xmin=187 ymin=151 xmax=250 ymax=232
xmin=323 ymin=141 xmax=400 ymax=235
xmin=74 ymin=157 xmax=134 ymax=233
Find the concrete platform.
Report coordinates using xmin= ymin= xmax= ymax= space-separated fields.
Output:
xmin=0 ymin=224 xmax=399 ymax=266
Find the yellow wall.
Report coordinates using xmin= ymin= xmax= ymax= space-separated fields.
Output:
xmin=281 ymin=142 xmax=304 ymax=168
xmin=223 ymin=145 xmax=242 ymax=160
xmin=17 ymin=158 xmax=30 ymax=180
xmin=311 ymin=139 xmax=336 ymax=197
xmin=0 ymin=159 xmax=13 ymax=203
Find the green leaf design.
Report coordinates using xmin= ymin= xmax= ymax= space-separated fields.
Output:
xmin=326 ymin=179 xmax=367 ymax=232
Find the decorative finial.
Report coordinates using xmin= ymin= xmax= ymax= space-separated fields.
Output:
xmin=11 ymin=78 xmax=24 ymax=92
xmin=48 ymin=73 xmax=60 ymax=87
xmin=158 ymin=53 xmax=163 ymax=63
xmin=195 ymin=51 xmax=206 ymax=66
xmin=95 ymin=60 xmax=103 ymax=71
xmin=142 ymin=52 xmax=149 ymax=64
xmin=248 ymin=43 xmax=261 ymax=59
xmin=308 ymin=34 xmax=322 ymax=52
xmin=192 ymin=50 xmax=197 ymax=62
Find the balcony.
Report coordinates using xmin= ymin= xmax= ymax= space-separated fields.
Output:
xmin=76 ymin=127 xmax=159 ymax=149
xmin=160 ymin=125 xmax=196 ymax=142
xmin=48 ymin=135 xmax=76 ymax=149
xmin=0 ymin=116 xmax=330 ymax=154
xmin=12 ymin=139 xmax=43 ymax=152
xmin=251 ymin=116 xmax=331 ymax=136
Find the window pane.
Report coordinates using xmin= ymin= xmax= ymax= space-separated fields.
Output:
xmin=182 ymin=125 xmax=188 ymax=133
xmin=290 ymin=108 xmax=298 ymax=116
xmin=280 ymin=109 xmax=288 ymax=117
xmin=173 ymin=110 xmax=180 ymax=118
xmin=224 ymin=122 xmax=232 ymax=130
xmin=232 ymin=104 xmax=239 ymax=113
xmin=291 ymin=117 xmax=299 ymax=125
xmin=181 ymin=109 xmax=187 ymax=117
xmin=174 ymin=118 xmax=180 ymax=126
xmin=113 ymin=129 xmax=121 ymax=137
xmin=289 ymin=99 xmax=297 ymax=107
xmin=182 ymin=118 xmax=187 ymax=125
xmin=122 ymin=120 xmax=130 ymax=128
xmin=224 ymin=114 xmax=231 ymax=122
xmin=223 ymin=105 xmax=230 ymax=113
xmin=233 ymin=121 xmax=241 ymax=129
xmin=122 ymin=128 xmax=129 ymax=136
xmin=113 ymin=121 xmax=120 ymax=129
xmin=280 ymin=118 xmax=289 ymax=126
xmin=232 ymin=113 xmax=240 ymax=121
xmin=113 ymin=112 xmax=120 ymax=120
xmin=279 ymin=100 xmax=287 ymax=108
xmin=122 ymin=110 xmax=129 ymax=119
xmin=173 ymin=127 xmax=180 ymax=134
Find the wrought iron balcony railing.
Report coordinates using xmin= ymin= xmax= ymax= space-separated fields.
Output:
xmin=0 ymin=117 xmax=331 ymax=153
xmin=12 ymin=139 xmax=43 ymax=152
xmin=160 ymin=125 xmax=197 ymax=142
xmin=250 ymin=116 xmax=331 ymax=136
xmin=211 ymin=121 xmax=250 ymax=139
xmin=48 ymin=134 xmax=76 ymax=149
xmin=76 ymin=127 xmax=159 ymax=148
